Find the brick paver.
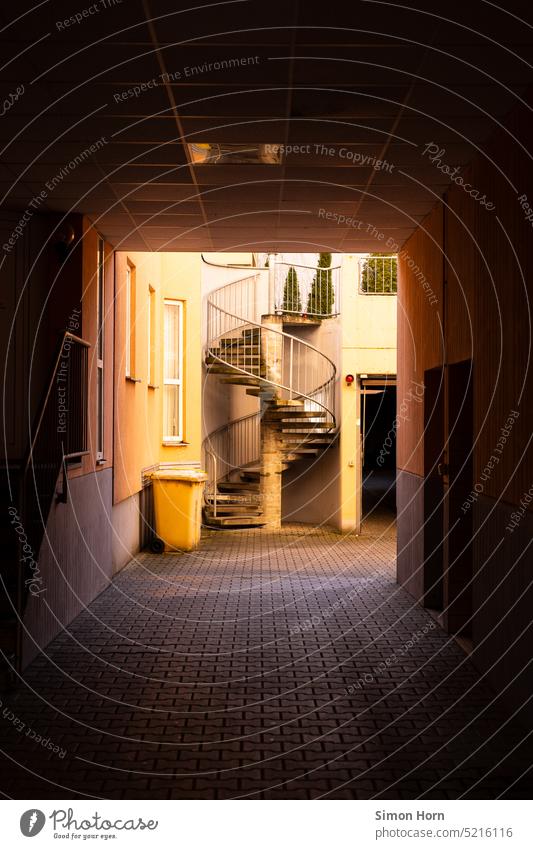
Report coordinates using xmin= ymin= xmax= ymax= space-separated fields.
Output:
xmin=1 ymin=514 xmax=531 ymax=799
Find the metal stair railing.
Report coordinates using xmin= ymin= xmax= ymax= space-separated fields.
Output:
xmin=202 ymin=412 xmax=260 ymax=519
xmin=203 ymin=269 xmax=336 ymax=517
xmin=206 ymin=274 xmax=337 ymax=418
xmin=204 ymin=271 xmax=337 ymax=513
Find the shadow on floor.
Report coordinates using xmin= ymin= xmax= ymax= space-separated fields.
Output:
xmin=1 ymin=521 xmax=531 ymax=799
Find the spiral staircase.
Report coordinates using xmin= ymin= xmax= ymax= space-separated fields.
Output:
xmin=203 ymin=268 xmax=338 ymax=528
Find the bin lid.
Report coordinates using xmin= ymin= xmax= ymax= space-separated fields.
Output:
xmin=150 ymin=469 xmax=208 ymax=482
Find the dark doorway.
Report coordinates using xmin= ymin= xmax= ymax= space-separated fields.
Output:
xmin=444 ymin=359 xmax=474 ymax=637
xmin=423 ymin=366 xmax=445 ymax=610
xmin=361 ymin=379 xmax=397 ymax=518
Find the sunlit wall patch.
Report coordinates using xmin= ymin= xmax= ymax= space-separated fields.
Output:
xmin=187 ymin=143 xmax=283 ymax=165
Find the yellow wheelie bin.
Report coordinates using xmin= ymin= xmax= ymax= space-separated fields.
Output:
xmin=150 ymin=469 xmax=208 ymax=552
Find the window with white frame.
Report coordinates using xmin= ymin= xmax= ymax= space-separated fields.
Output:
xmin=125 ymin=261 xmax=135 ymax=377
xmin=148 ymin=285 xmax=156 ymax=386
xmin=163 ymin=299 xmax=183 ymax=443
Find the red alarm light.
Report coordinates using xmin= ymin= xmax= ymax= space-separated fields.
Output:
xmin=345 ymin=374 xmax=355 ymax=385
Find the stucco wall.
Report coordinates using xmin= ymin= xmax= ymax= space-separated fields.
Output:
xmin=111 ymin=492 xmax=142 ymax=575
xmin=339 ymin=255 xmax=397 ymax=533
xmin=395 ymin=96 xmax=533 ymax=728
xmin=2 ymin=217 xmax=118 ymax=666
xmin=23 ymin=467 xmax=113 ymax=668
xmin=113 ymin=251 xmax=203 ymax=506
xmin=281 ymin=315 xmax=341 ymax=528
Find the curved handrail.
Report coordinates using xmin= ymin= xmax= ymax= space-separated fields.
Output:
xmin=204 ymin=272 xmax=337 ymax=499
xmin=203 ymin=410 xmax=260 ymax=445
xmin=210 ymin=301 xmax=337 ymax=374
xmin=202 ymin=412 xmax=260 ymax=517
xmin=207 ymin=276 xmax=337 ymax=421
xmin=275 ymin=260 xmax=342 ymax=272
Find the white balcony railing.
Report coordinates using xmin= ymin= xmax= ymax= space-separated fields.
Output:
xmin=359 ymin=255 xmax=397 ymax=294
xmin=273 ymin=260 xmax=341 ymax=317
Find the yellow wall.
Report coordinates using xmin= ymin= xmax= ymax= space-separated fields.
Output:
xmin=280 ymin=254 xmax=397 ymax=533
xmin=114 ymin=251 xmax=203 ymax=505
xmin=339 ymin=254 xmax=397 ymax=532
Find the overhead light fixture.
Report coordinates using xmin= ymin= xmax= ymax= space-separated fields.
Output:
xmin=187 ymin=143 xmax=282 ymax=165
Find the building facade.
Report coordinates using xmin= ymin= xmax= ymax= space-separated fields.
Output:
xmin=112 ymin=250 xmax=203 ymax=571
xmin=1 ymin=219 xmax=204 ymax=669
xmin=202 ymin=252 xmax=397 ymax=535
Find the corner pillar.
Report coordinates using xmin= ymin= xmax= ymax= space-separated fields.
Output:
xmin=260 ymin=314 xmax=284 ymax=529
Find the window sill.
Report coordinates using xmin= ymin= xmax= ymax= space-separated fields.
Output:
xmin=125 ymin=375 xmax=142 ymax=383
xmin=162 ymin=441 xmax=189 ymax=447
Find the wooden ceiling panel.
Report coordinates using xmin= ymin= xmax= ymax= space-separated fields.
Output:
xmin=0 ymin=0 xmax=530 ymax=251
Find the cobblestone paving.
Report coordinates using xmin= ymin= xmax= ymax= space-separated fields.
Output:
xmin=1 ymin=515 xmax=531 ymax=799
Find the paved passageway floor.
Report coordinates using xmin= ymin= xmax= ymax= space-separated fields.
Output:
xmin=1 ymin=517 xmax=531 ymax=799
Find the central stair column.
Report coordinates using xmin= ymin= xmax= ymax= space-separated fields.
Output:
xmin=260 ymin=315 xmax=284 ymax=529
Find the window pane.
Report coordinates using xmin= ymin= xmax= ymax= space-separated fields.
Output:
xmin=125 ymin=267 xmax=131 ymax=375
xmin=164 ymin=302 xmax=180 ymax=380
xmin=163 ymin=300 xmax=182 ymax=441
xmin=149 ymin=288 xmax=156 ymax=385
xmin=163 ymin=385 xmax=180 ymax=439
xmin=147 ymin=292 xmax=151 ymax=384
